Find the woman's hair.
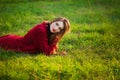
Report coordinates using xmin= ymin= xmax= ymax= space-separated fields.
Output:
xmin=47 ymin=17 xmax=70 ymax=44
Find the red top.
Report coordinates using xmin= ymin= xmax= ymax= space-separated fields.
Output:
xmin=0 ymin=22 xmax=57 ymax=55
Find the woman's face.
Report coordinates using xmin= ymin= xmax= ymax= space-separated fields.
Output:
xmin=50 ymin=21 xmax=64 ymax=33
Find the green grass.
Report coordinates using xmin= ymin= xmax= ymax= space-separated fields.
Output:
xmin=0 ymin=0 xmax=120 ymax=80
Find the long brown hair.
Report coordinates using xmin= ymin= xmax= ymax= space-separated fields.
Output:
xmin=47 ymin=17 xmax=70 ymax=45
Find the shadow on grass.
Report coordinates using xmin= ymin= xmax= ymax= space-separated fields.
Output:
xmin=0 ymin=48 xmax=43 ymax=61
xmin=0 ymin=48 xmax=64 ymax=61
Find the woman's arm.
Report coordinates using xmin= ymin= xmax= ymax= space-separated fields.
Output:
xmin=31 ymin=23 xmax=57 ymax=55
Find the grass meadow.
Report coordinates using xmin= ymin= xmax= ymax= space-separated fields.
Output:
xmin=0 ymin=0 xmax=120 ymax=80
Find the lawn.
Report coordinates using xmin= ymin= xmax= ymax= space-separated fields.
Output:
xmin=0 ymin=0 xmax=120 ymax=80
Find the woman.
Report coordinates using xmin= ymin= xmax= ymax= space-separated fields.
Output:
xmin=0 ymin=17 xmax=70 ymax=55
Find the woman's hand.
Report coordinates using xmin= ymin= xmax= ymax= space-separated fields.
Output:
xmin=52 ymin=51 xmax=67 ymax=56
xmin=60 ymin=51 xmax=67 ymax=56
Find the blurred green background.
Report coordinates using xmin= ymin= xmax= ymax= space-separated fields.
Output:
xmin=0 ymin=0 xmax=120 ymax=80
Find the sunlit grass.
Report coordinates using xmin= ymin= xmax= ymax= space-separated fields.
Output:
xmin=0 ymin=0 xmax=120 ymax=80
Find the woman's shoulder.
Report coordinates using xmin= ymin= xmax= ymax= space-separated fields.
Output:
xmin=37 ymin=21 xmax=49 ymax=25
xmin=32 ymin=22 xmax=48 ymax=35
xmin=33 ymin=21 xmax=47 ymax=30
